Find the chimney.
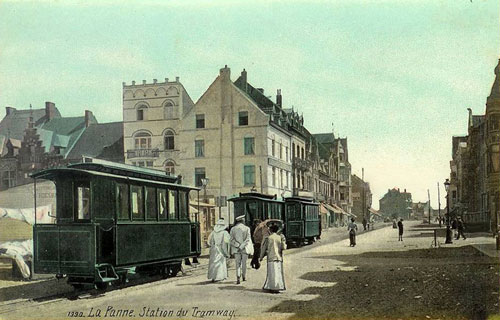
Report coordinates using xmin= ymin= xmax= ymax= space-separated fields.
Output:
xmin=404 ymin=189 xmax=406 ymax=193
xmin=241 ymin=69 xmax=247 ymax=91
xmin=45 ymin=102 xmax=56 ymax=120
xmin=219 ymin=65 xmax=231 ymax=81
xmin=5 ymin=106 xmax=16 ymax=116
xmin=175 ymin=76 xmax=180 ymax=83
xmin=276 ymin=89 xmax=282 ymax=107
xmin=84 ymin=110 xmax=93 ymax=128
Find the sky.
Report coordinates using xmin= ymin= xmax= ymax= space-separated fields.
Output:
xmin=0 ymin=0 xmax=499 ymax=208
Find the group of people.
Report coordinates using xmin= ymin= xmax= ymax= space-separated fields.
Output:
xmin=206 ymin=214 xmax=286 ymax=293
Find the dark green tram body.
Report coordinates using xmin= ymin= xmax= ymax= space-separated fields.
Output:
xmin=32 ymin=162 xmax=201 ymax=287
xmin=228 ymin=192 xmax=321 ymax=245
xmin=284 ymin=197 xmax=321 ymax=243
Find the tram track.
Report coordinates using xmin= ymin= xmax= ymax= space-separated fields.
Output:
xmin=0 ymin=224 xmax=389 ymax=316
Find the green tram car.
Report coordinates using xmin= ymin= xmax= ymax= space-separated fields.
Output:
xmin=228 ymin=192 xmax=321 ymax=245
xmin=32 ymin=162 xmax=201 ymax=289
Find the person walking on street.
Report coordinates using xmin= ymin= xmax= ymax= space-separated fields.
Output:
xmin=362 ymin=218 xmax=367 ymax=231
xmin=260 ymin=223 xmax=287 ymax=293
xmin=250 ymin=219 xmax=263 ymax=269
xmin=230 ymin=215 xmax=253 ymax=284
xmin=348 ymin=218 xmax=358 ymax=247
xmin=456 ymin=217 xmax=467 ymax=240
xmin=397 ymin=218 xmax=404 ymax=241
xmin=207 ymin=219 xmax=230 ymax=282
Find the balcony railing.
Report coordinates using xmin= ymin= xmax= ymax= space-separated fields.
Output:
xmin=127 ymin=148 xmax=160 ymax=159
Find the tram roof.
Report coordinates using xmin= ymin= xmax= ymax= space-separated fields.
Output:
xmin=228 ymin=192 xmax=284 ymax=202
xmin=31 ymin=164 xmax=200 ymax=191
xmin=284 ymin=196 xmax=318 ymax=204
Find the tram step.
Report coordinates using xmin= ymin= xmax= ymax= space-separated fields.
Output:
xmin=101 ymin=277 xmax=118 ymax=283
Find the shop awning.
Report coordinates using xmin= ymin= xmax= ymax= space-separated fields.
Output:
xmin=325 ymin=203 xmax=342 ymax=214
xmin=368 ymin=208 xmax=381 ymax=217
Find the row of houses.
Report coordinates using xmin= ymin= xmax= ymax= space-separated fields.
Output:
xmin=447 ymin=59 xmax=500 ymax=232
xmin=0 ymin=65 xmax=378 ymax=244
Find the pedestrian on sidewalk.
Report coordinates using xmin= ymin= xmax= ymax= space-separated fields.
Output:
xmin=207 ymin=219 xmax=230 ymax=282
xmin=397 ymin=218 xmax=404 ymax=241
xmin=260 ymin=223 xmax=286 ymax=293
xmin=230 ymin=214 xmax=253 ymax=284
xmin=452 ymin=218 xmax=458 ymax=239
xmin=362 ymin=218 xmax=367 ymax=231
xmin=348 ymin=218 xmax=358 ymax=247
xmin=456 ymin=217 xmax=467 ymax=240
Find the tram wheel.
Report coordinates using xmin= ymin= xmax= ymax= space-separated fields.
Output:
xmin=71 ymin=283 xmax=84 ymax=290
xmin=169 ymin=264 xmax=181 ymax=277
xmin=161 ymin=266 xmax=170 ymax=279
xmin=95 ymin=282 xmax=108 ymax=291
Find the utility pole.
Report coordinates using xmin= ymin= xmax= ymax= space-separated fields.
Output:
xmin=427 ymin=189 xmax=431 ymax=224
xmin=437 ymin=182 xmax=442 ymax=228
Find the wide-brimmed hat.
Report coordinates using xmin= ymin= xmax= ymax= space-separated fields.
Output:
xmin=214 ymin=219 xmax=227 ymax=232
xmin=235 ymin=215 xmax=245 ymax=222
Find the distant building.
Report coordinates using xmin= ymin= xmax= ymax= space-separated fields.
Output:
xmin=379 ymin=188 xmax=412 ymax=220
xmin=0 ymin=102 xmax=124 ymax=191
xmin=351 ymin=174 xmax=372 ymax=221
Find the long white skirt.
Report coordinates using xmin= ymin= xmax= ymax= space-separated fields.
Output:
xmin=207 ymin=247 xmax=228 ymax=281
xmin=263 ymin=261 xmax=286 ymax=291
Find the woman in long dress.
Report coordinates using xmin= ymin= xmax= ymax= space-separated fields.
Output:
xmin=259 ymin=223 xmax=286 ymax=293
xmin=207 ymin=219 xmax=230 ymax=282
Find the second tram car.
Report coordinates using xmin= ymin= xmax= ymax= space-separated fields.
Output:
xmin=228 ymin=192 xmax=320 ymax=245
xmin=32 ymin=161 xmax=201 ymax=289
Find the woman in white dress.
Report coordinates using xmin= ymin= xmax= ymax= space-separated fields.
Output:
xmin=259 ymin=223 xmax=286 ymax=293
xmin=207 ymin=219 xmax=230 ymax=282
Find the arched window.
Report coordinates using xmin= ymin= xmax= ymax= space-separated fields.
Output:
xmin=164 ymin=101 xmax=176 ymax=119
xmin=165 ymin=161 xmax=175 ymax=175
xmin=164 ymin=130 xmax=175 ymax=150
xmin=134 ymin=132 xmax=151 ymax=149
xmin=137 ymin=105 xmax=147 ymax=121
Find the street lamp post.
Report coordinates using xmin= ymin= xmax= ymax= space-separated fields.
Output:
xmin=444 ymin=178 xmax=453 ymax=244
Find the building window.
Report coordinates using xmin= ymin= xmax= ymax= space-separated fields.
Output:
xmin=1 ymin=170 xmax=16 ymax=189
xmin=164 ymin=131 xmax=175 ymax=150
xmin=137 ymin=161 xmax=145 ymax=167
xmin=279 ymin=143 xmax=283 ymax=159
xmin=165 ymin=161 xmax=175 ymax=175
xmin=244 ymin=137 xmax=255 ymax=155
xmin=146 ymin=161 xmax=154 ymax=167
xmin=301 ymin=147 xmax=304 ymax=160
xmin=239 ymin=111 xmax=248 ymax=126
xmin=285 ymin=146 xmax=289 ymax=162
xmin=164 ymin=101 xmax=175 ymax=119
xmin=292 ymin=143 xmax=295 ymax=158
xmin=244 ymin=165 xmax=255 ymax=186
xmin=137 ymin=105 xmax=147 ymax=121
xmin=134 ymin=132 xmax=151 ymax=149
xmin=272 ymin=167 xmax=276 ymax=187
xmin=196 ymin=114 xmax=205 ymax=129
xmin=272 ymin=140 xmax=275 ymax=157
xmin=286 ymin=171 xmax=289 ymax=189
xmin=195 ymin=167 xmax=206 ymax=187
xmin=195 ymin=140 xmax=205 ymax=157
xmin=281 ymin=169 xmax=285 ymax=189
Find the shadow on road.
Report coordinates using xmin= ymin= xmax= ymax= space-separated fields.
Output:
xmin=268 ymin=246 xmax=499 ymax=320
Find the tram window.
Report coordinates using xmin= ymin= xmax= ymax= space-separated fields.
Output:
xmin=168 ymin=189 xmax=177 ymax=220
xmin=179 ymin=190 xmax=188 ymax=220
xmin=158 ymin=189 xmax=167 ymax=220
xmin=75 ymin=182 xmax=90 ymax=220
xmin=246 ymin=201 xmax=257 ymax=220
xmin=131 ymin=185 xmax=145 ymax=220
xmin=146 ymin=187 xmax=157 ymax=221
xmin=117 ymin=183 xmax=129 ymax=220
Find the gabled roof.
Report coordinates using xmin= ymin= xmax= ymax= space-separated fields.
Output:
xmin=234 ymin=76 xmax=275 ymax=114
xmin=66 ymin=122 xmax=123 ymax=161
xmin=0 ymin=108 xmax=55 ymax=141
